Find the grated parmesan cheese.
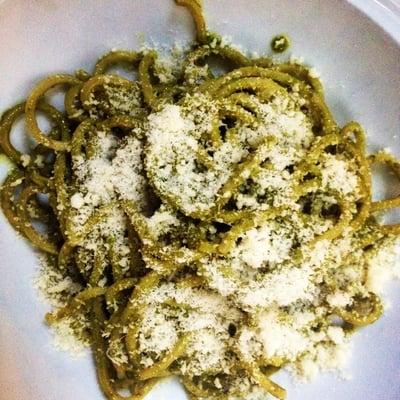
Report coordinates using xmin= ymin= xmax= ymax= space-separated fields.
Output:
xmin=326 ymin=291 xmax=353 ymax=308
xmin=238 ymin=266 xmax=315 ymax=309
xmin=366 ymin=238 xmax=400 ymax=293
xmin=321 ymin=154 xmax=359 ymax=196
xmin=257 ymin=309 xmax=311 ymax=361
xmin=50 ymin=317 xmax=90 ymax=358
xmin=232 ymin=224 xmax=293 ymax=269
xmin=20 ymin=154 xmax=31 ymax=167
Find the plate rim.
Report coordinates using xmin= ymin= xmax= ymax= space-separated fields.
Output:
xmin=348 ymin=0 xmax=400 ymax=42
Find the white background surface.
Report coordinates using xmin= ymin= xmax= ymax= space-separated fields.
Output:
xmin=0 ymin=1 xmax=400 ymax=399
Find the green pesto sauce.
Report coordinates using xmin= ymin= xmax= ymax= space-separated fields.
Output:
xmin=205 ymin=31 xmax=222 ymax=47
xmin=271 ymin=35 xmax=290 ymax=53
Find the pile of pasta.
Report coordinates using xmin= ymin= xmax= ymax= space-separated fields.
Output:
xmin=1 ymin=1 xmax=400 ymax=399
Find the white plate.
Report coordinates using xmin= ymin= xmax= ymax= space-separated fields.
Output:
xmin=0 ymin=1 xmax=400 ymax=399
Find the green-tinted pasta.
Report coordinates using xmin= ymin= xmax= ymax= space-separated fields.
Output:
xmin=46 ymin=286 xmax=107 ymax=324
xmin=176 ymin=0 xmax=208 ymax=44
xmin=337 ymin=292 xmax=383 ymax=327
xmin=94 ymin=50 xmax=142 ymax=76
xmin=66 ymin=201 xmax=118 ymax=246
xmin=25 ymin=75 xmax=77 ymax=151
xmin=1 ymin=170 xmax=25 ymax=233
xmin=240 ymin=361 xmax=286 ymax=400
xmin=138 ymin=334 xmax=191 ymax=380
xmin=0 ymin=1 xmax=399 ymax=400
xmin=138 ymin=51 xmax=158 ymax=109
xmin=16 ymin=184 xmax=59 ymax=254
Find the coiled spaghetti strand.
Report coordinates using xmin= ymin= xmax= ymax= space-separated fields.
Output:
xmin=138 ymin=51 xmax=158 ymax=109
xmin=92 ymin=299 xmax=159 ymax=400
xmin=0 ymin=170 xmax=25 ymax=233
xmin=138 ymin=334 xmax=191 ymax=380
xmin=175 ymin=0 xmax=208 ymax=44
xmin=336 ymin=292 xmax=383 ymax=327
xmin=64 ymin=83 xmax=87 ymax=122
xmin=45 ymin=286 xmax=107 ymax=324
xmin=240 ymin=361 xmax=286 ymax=400
xmin=16 ymin=184 xmax=60 ymax=254
xmin=94 ymin=50 xmax=142 ymax=76
xmin=25 ymin=75 xmax=78 ymax=151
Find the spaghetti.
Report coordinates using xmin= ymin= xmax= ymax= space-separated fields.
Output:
xmin=0 ymin=1 xmax=399 ymax=399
